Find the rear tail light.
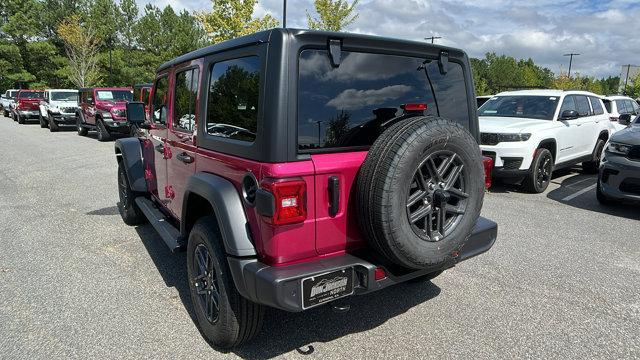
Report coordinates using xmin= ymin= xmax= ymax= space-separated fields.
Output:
xmin=260 ymin=178 xmax=307 ymax=225
xmin=374 ymin=267 xmax=386 ymax=281
xmin=482 ymin=156 xmax=493 ymax=189
xmin=610 ymin=117 xmax=619 ymax=122
xmin=402 ymin=103 xmax=428 ymax=111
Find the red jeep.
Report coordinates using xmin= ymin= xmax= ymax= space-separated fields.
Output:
xmin=115 ymin=29 xmax=497 ymax=348
xmin=76 ymin=87 xmax=133 ymax=141
xmin=13 ymin=90 xmax=45 ymax=124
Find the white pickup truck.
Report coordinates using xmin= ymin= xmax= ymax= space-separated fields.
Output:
xmin=1 ymin=89 xmax=19 ymax=117
xmin=479 ymin=90 xmax=618 ymax=193
xmin=38 ymin=89 xmax=79 ymax=132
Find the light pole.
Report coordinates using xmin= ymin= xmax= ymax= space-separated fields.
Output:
xmin=622 ymin=64 xmax=632 ymax=95
xmin=563 ymin=53 xmax=580 ymax=77
xmin=283 ymin=0 xmax=287 ymax=28
xmin=425 ymin=36 xmax=442 ymax=44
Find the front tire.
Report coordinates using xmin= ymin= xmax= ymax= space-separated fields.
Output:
xmin=39 ymin=113 xmax=48 ymax=128
xmin=117 ymin=161 xmax=145 ymax=225
xmin=522 ymin=148 xmax=553 ymax=193
xmin=17 ymin=114 xmax=25 ymax=124
xmin=96 ymin=119 xmax=111 ymax=141
xmin=48 ymin=114 xmax=59 ymax=132
xmin=187 ymin=217 xmax=265 ymax=348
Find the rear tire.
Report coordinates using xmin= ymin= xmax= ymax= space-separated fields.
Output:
xmin=48 ymin=114 xmax=59 ymax=132
xmin=77 ymin=115 xmax=88 ymax=136
xmin=582 ymin=139 xmax=605 ymax=174
xmin=96 ymin=119 xmax=111 ymax=141
xmin=187 ymin=216 xmax=265 ymax=348
xmin=522 ymin=148 xmax=553 ymax=193
xmin=117 ymin=161 xmax=145 ymax=225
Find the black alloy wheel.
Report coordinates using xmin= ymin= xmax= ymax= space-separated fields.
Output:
xmin=406 ymin=150 xmax=468 ymax=242
xmin=536 ymin=154 xmax=552 ymax=189
xmin=191 ymin=244 xmax=221 ymax=324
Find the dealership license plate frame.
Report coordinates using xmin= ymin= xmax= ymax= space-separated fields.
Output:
xmin=301 ymin=267 xmax=355 ymax=310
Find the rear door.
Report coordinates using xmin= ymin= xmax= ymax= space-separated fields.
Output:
xmin=165 ymin=63 xmax=200 ymax=218
xmin=573 ymin=95 xmax=598 ymax=156
xmin=147 ymin=74 xmax=171 ymax=204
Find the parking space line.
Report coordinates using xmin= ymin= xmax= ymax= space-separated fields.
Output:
xmin=562 ymin=184 xmax=596 ymax=201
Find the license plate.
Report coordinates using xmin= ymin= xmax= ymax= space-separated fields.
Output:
xmin=302 ymin=268 xmax=354 ymax=309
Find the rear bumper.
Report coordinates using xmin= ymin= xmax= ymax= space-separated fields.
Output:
xmin=228 ymin=217 xmax=497 ymax=312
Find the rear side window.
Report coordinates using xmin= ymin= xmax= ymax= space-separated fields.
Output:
xmin=297 ymin=50 xmax=469 ymax=151
xmin=574 ymin=95 xmax=591 ymax=116
xmin=152 ymin=76 xmax=169 ymax=125
xmin=205 ymin=56 xmax=260 ymax=143
xmin=627 ymin=100 xmax=639 ymax=114
xmin=589 ymin=97 xmax=604 ymax=115
xmin=616 ymin=100 xmax=629 ymax=114
xmin=173 ymin=68 xmax=199 ymax=132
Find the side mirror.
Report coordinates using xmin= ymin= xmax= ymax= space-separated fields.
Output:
xmin=126 ymin=101 xmax=146 ymax=124
xmin=619 ymin=114 xmax=632 ymax=126
xmin=560 ymin=109 xmax=579 ymax=120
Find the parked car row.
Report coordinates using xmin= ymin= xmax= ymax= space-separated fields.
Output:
xmin=0 ymin=84 xmax=152 ymax=140
xmin=477 ymin=90 xmax=639 ymax=197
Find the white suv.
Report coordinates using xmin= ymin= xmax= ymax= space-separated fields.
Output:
xmin=38 ymin=89 xmax=79 ymax=132
xmin=603 ymin=95 xmax=640 ymax=131
xmin=479 ymin=90 xmax=616 ymax=193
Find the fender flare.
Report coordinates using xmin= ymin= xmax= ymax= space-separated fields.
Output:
xmin=182 ymin=172 xmax=257 ymax=257
xmin=114 ymin=138 xmax=147 ymax=192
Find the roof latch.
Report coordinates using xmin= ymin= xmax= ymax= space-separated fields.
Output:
xmin=328 ymin=39 xmax=342 ymax=68
xmin=438 ymin=50 xmax=449 ymax=75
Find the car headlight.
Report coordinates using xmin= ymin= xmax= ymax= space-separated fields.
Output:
xmin=606 ymin=141 xmax=632 ymax=155
xmin=481 ymin=133 xmax=531 ymax=145
xmin=111 ymin=109 xmax=125 ymax=117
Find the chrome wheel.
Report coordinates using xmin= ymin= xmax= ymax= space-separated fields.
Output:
xmin=406 ymin=150 xmax=468 ymax=242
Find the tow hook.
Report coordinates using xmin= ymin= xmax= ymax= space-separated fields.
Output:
xmin=332 ymin=302 xmax=351 ymax=314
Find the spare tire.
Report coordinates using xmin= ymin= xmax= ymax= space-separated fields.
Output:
xmin=356 ymin=116 xmax=484 ymax=269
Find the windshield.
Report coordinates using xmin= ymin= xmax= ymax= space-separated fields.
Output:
xmin=51 ymin=92 xmax=78 ymax=102
xmin=18 ymin=92 xmax=44 ymax=99
xmin=96 ymin=90 xmax=133 ymax=101
xmin=9 ymin=91 xmax=18 ymax=98
xmin=479 ymin=95 xmax=559 ymax=120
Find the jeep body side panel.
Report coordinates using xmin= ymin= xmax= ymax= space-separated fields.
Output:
xmin=181 ymin=172 xmax=257 ymax=257
xmin=114 ymin=138 xmax=148 ymax=192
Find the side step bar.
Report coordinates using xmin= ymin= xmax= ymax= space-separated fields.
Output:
xmin=134 ymin=197 xmax=183 ymax=252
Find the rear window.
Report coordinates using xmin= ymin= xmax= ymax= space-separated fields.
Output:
xmin=297 ymin=50 xmax=469 ymax=151
xmin=18 ymin=92 xmax=44 ymax=99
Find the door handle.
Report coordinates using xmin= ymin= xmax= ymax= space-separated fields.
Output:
xmin=155 ymin=144 xmax=164 ymax=153
xmin=328 ymin=176 xmax=339 ymax=217
xmin=176 ymin=152 xmax=194 ymax=164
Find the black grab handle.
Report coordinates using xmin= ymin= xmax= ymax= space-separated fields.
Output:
xmin=328 ymin=176 xmax=339 ymax=217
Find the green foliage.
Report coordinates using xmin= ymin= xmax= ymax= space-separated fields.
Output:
xmin=307 ymin=0 xmax=359 ymax=31
xmin=196 ymin=0 xmax=278 ymax=44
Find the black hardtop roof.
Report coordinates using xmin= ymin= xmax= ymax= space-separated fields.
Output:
xmin=157 ymin=28 xmax=465 ymax=72
xmin=133 ymin=83 xmax=153 ymax=88
xmin=78 ymin=87 xmax=133 ymax=91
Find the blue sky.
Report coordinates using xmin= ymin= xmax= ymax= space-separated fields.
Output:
xmin=136 ymin=0 xmax=640 ymax=78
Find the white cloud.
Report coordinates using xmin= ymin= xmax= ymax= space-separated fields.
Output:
xmin=136 ymin=0 xmax=640 ymax=78
xmin=326 ymin=85 xmax=412 ymax=110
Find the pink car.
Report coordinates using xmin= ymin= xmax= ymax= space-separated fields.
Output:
xmin=77 ymin=87 xmax=133 ymax=141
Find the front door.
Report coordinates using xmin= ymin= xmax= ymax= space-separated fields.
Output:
xmin=166 ymin=65 xmax=200 ymax=218
xmin=147 ymin=74 xmax=171 ymax=204
xmin=556 ymin=95 xmax=582 ymax=163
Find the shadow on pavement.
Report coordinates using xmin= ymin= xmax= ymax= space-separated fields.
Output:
xmin=546 ymin=173 xmax=640 ymax=220
xmin=133 ymin=224 xmax=442 ymax=358
xmin=488 ymin=167 xmax=582 ymax=194
xmin=86 ymin=206 xmax=119 ymax=215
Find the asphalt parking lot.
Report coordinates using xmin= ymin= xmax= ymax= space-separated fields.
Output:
xmin=0 ymin=115 xmax=638 ymax=359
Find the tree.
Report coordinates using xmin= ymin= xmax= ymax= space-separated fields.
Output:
xmin=58 ymin=14 xmax=101 ymax=87
xmin=119 ymin=0 xmax=138 ymax=51
xmin=307 ymin=0 xmax=359 ymax=31
xmin=196 ymin=0 xmax=278 ymax=44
